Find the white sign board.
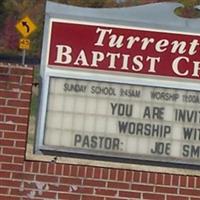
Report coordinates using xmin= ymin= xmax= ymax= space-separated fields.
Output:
xmin=43 ymin=77 xmax=200 ymax=165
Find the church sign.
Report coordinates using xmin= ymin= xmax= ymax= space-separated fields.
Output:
xmin=35 ymin=2 xmax=200 ymax=169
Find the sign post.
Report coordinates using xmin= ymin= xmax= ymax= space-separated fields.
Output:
xmin=15 ymin=16 xmax=37 ymax=65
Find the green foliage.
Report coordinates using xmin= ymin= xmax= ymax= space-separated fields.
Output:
xmin=175 ymin=0 xmax=200 ymax=18
xmin=178 ymin=0 xmax=200 ymax=8
xmin=0 ymin=0 xmax=6 ymax=25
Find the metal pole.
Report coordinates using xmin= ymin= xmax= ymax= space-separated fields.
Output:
xmin=22 ymin=49 xmax=26 ymax=66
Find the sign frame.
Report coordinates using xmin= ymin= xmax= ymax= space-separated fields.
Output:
xmin=38 ymin=72 xmax=200 ymax=166
xmin=31 ymin=2 xmax=200 ymax=173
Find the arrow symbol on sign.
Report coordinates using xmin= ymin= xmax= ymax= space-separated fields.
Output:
xmin=22 ymin=21 xmax=30 ymax=33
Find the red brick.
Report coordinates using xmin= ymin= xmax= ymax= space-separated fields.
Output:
xmin=56 ymin=164 xmax=63 ymax=175
xmin=77 ymin=166 xmax=85 ymax=177
xmin=0 ymin=187 xmax=9 ymax=194
xmin=76 ymin=186 xmax=93 ymax=194
xmin=0 ymin=139 xmax=14 ymax=146
xmin=133 ymin=171 xmax=141 ymax=182
xmin=63 ymin=164 xmax=70 ymax=176
xmin=106 ymin=198 xmax=126 ymax=200
xmin=24 ymin=181 xmax=36 ymax=189
xmin=196 ymin=177 xmax=200 ymax=188
xmin=21 ymin=85 xmax=32 ymax=92
xmin=172 ymin=175 xmax=180 ymax=186
xmin=141 ymin=171 xmax=148 ymax=183
xmin=95 ymin=188 xmax=117 ymax=196
xmin=36 ymin=175 xmax=58 ymax=183
xmin=71 ymin=165 xmax=78 ymax=176
xmin=1 ymin=163 xmax=23 ymax=172
xmin=10 ymin=188 xmax=30 ymax=196
xmin=13 ymin=156 xmax=24 ymax=164
xmin=10 ymin=68 xmax=33 ymax=76
xmin=164 ymin=174 xmax=172 ymax=185
xmin=0 ymin=67 xmax=9 ymax=74
xmin=132 ymin=183 xmax=154 ymax=192
xmin=6 ymin=116 xmax=28 ymax=124
xmin=18 ymin=108 xmax=29 ymax=115
xmin=20 ymin=93 xmax=31 ymax=100
xmin=0 ymin=98 xmax=6 ymax=105
xmin=31 ymin=161 xmax=39 ymax=173
xmin=4 ymin=131 xmax=26 ymax=140
xmin=167 ymin=195 xmax=188 ymax=200
xmin=3 ymin=147 xmax=25 ymax=156
xmin=110 ymin=169 xmax=117 ymax=180
xmin=22 ymin=76 xmax=33 ymax=84
xmin=0 ymin=107 xmax=17 ymax=114
xmin=94 ymin=167 xmax=101 ymax=179
xmin=188 ymin=176 xmax=195 ymax=188
xmin=117 ymin=170 xmax=125 ymax=181
xmin=86 ymin=166 xmax=94 ymax=178
xmin=16 ymin=125 xmax=28 ymax=132
xmin=0 ymin=179 xmax=21 ymax=187
xmin=12 ymin=172 xmax=34 ymax=181
xmin=7 ymin=100 xmax=29 ymax=107
xmin=0 ymin=75 xmax=20 ymax=83
xmin=0 ymin=91 xmax=18 ymax=98
xmin=24 ymin=161 xmax=32 ymax=172
xmin=0 ymin=82 xmax=8 ymax=90
xmin=60 ymin=177 xmax=82 ymax=185
xmin=0 ymin=171 xmax=11 ymax=178
xmin=125 ymin=170 xmax=132 ymax=182
xmin=58 ymin=193 xmax=81 ymax=200
xmin=0 ymin=131 xmax=3 ymax=138
xmin=48 ymin=163 xmax=56 ymax=174
xmin=0 ymin=195 xmax=21 ymax=200
xmin=40 ymin=162 xmax=48 ymax=173
xmin=38 ymin=191 xmax=56 ymax=199
xmin=0 ymin=123 xmax=15 ymax=131
xmin=119 ymin=191 xmax=141 ymax=198
xmin=5 ymin=83 xmax=21 ymax=91
xmin=155 ymin=186 xmax=177 ymax=194
xmin=0 ymin=114 xmax=4 ymax=121
xmin=143 ymin=193 xmax=165 ymax=200
xmin=107 ymin=181 xmax=129 ymax=189
xmin=83 ymin=179 xmax=105 ymax=187
xmin=48 ymin=183 xmax=69 ymax=192
xmin=15 ymin=140 xmax=26 ymax=148
xmin=82 ymin=195 xmax=104 ymax=200
xmin=0 ymin=75 xmax=9 ymax=82
xmin=0 ymin=152 xmax=13 ymax=162
xmin=102 ymin=168 xmax=109 ymax=179
xmin=157 ymin=173 xmax=164 ymax=185
xmin=180 ymin=176 xmax=187 ymax=187
xmin=180 ymin=188 xmax=200 ymax=196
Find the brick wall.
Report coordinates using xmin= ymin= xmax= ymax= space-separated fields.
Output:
xmin=1 ymin=63 xmax=200 ymax=200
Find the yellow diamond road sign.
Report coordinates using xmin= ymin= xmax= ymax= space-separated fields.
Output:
xmin=16 ymin=16 xmax=37 ymax=38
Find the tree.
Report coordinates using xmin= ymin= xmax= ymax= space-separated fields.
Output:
xmin=0 ymin=0 xmax=6 ymax=26
xmin=175 ymin=0 xmax=200 ymax=18
xmin=178 ymin=0 xmax=200 ymax=8
xmin=2 ymin=16 xmax=18 ymax=51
